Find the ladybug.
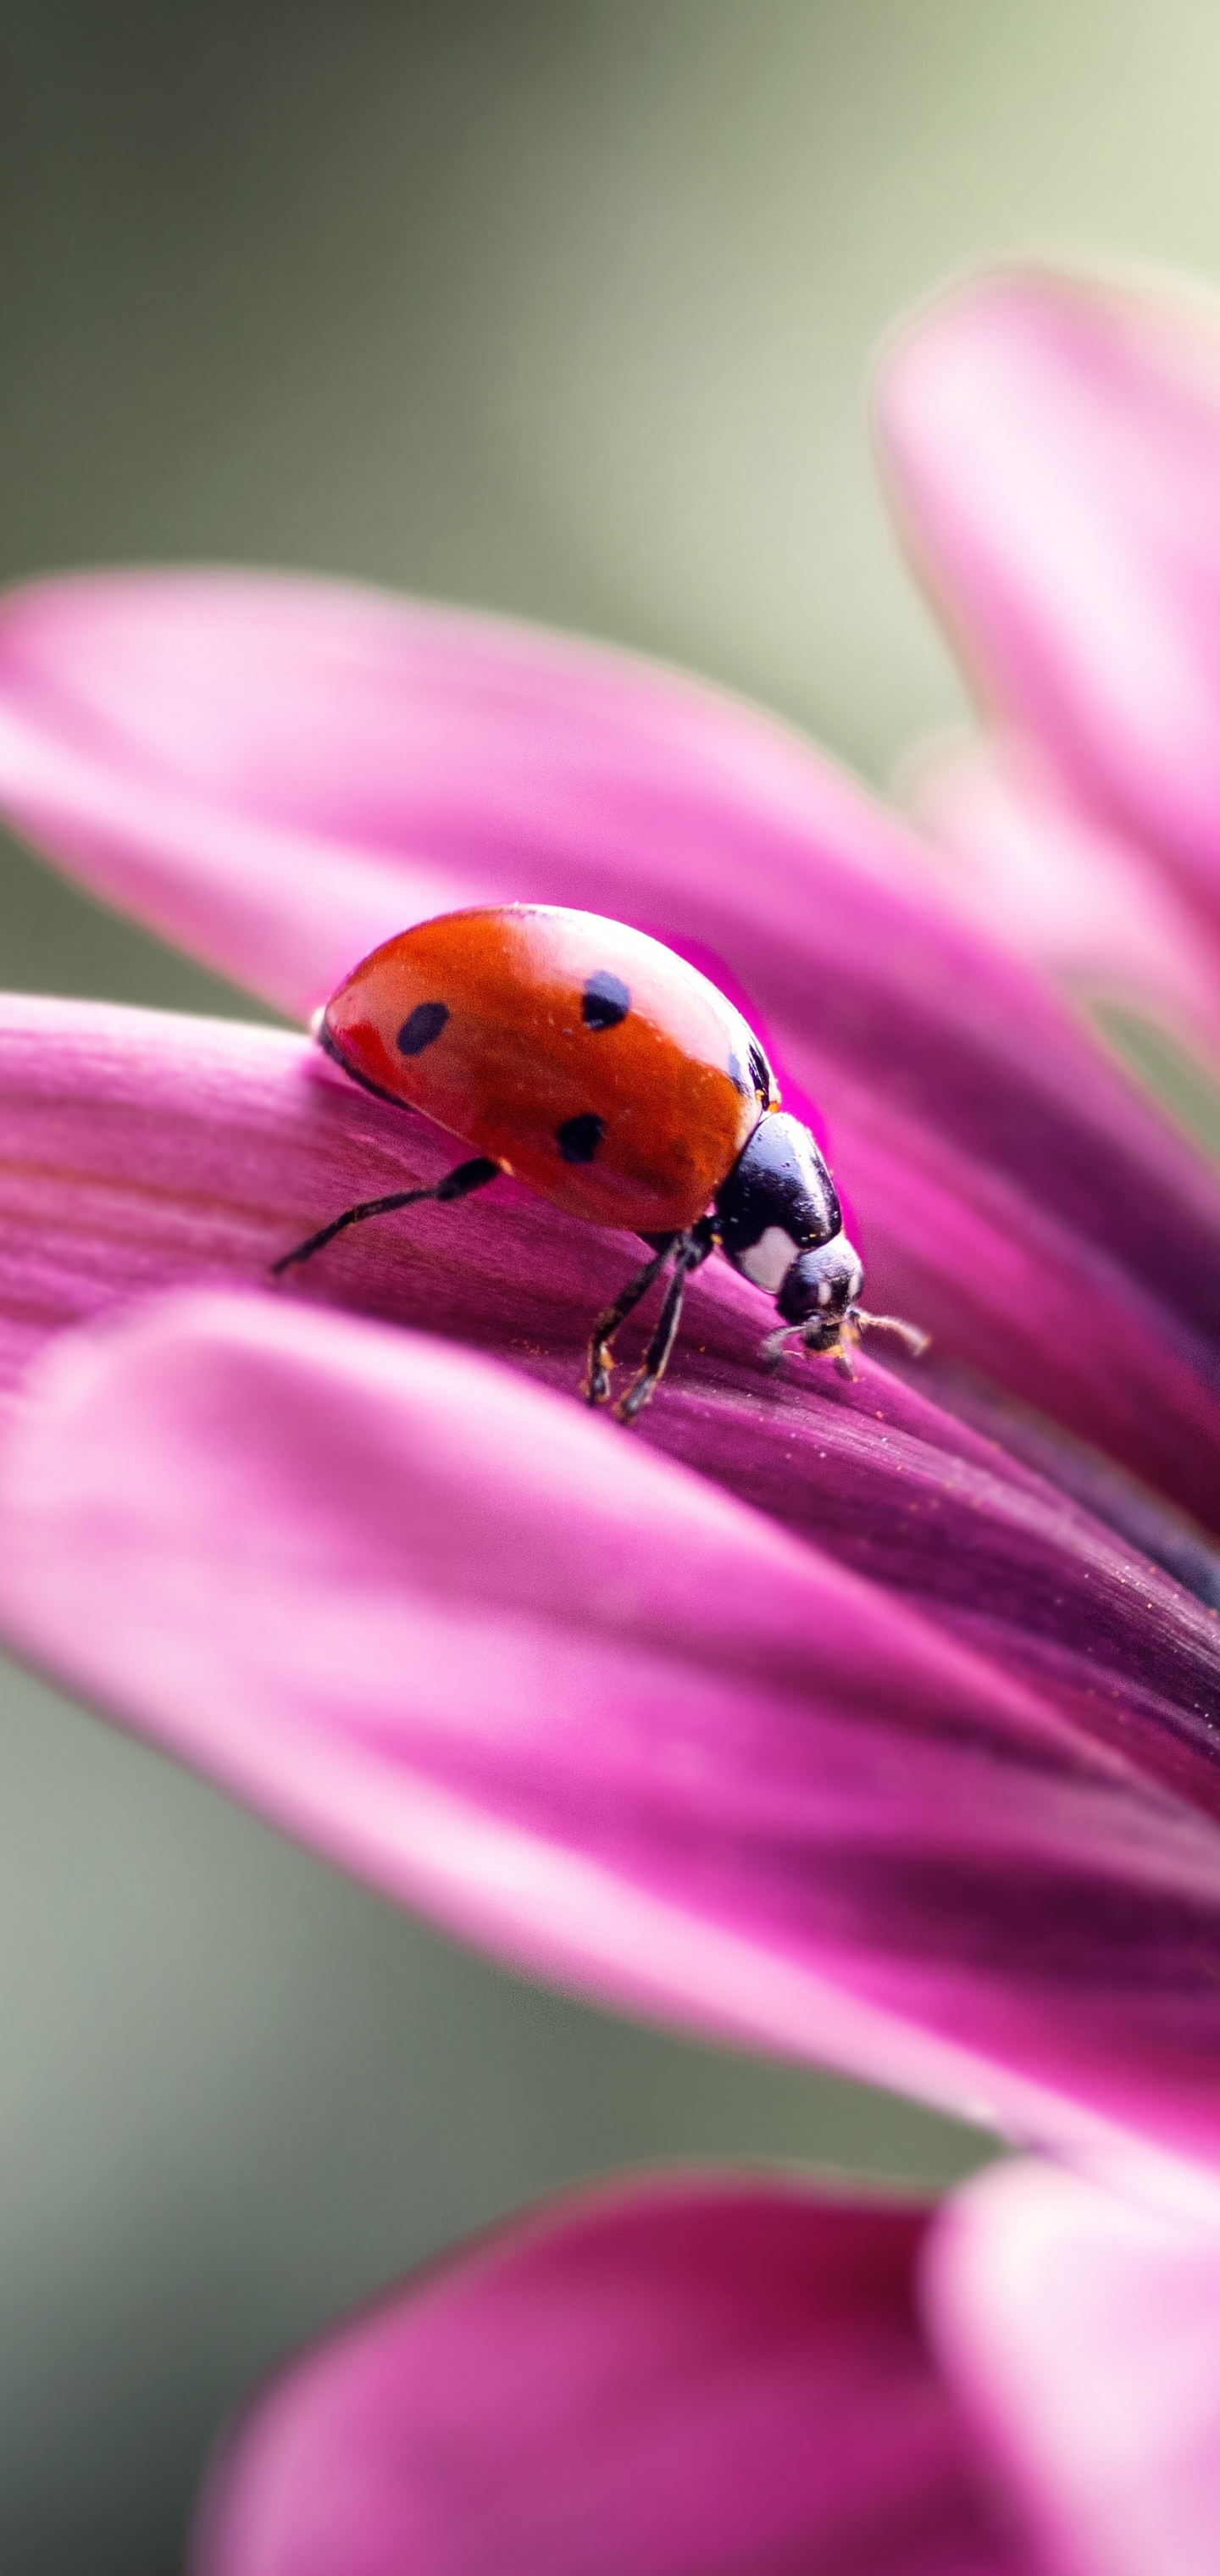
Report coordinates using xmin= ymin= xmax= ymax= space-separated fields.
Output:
xmin=273 ymin=904 xmax=925 ymax=1419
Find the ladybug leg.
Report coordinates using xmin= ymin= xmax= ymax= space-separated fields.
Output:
xmin=584 ymin=1236 xmax=678 ymax=1407
xmin=851 ymin=1308 xmax=930 ymax=1357
xmin=271 ymin=1156 xmax=500 ymax=1276
xmin=616 ymin=1226 xmax=713 ymax=1425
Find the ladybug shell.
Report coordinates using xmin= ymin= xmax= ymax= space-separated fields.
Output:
xmin=322 ymin=904 xmax=776 ymax=1233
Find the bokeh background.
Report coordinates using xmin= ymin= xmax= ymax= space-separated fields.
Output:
xmin=3 ymin=5 xmax=1220 ymax=2567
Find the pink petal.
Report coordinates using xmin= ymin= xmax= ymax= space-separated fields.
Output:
xmin=196 ymin=2174 xmax=1029 ymax=2576
xmin=878 ymin=265 xmax=1220 ymax=916
xmin=3 ymin=579 xmax=1220 ymax=1523
xmin=0 ymin=569 xmax=929 ymax=1022
xmin=907 ymin=732 xmax=1220 ymax=1070
xmin=8 ymin=995 xmax=1220 ymax=1842
xmin=0 ymin=990 xmax=640 ymax=1402
xmin=927 ymin=2158 xmax=1220 ymax=2576
xmin=7 ymin=1288 xmax=1220 ymax=2193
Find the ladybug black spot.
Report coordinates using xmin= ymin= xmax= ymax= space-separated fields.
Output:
xmin=556 ymin=1113 xmax=606 ymax=1164
xmin=581 ymin=971 xmax=630 ymax=1031
xmin=749 ymin=1041 xmax=772 ymax=1098
xmin=397 ymin=1002 xmax=449 ymax=1056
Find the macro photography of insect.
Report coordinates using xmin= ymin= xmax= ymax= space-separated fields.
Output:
xmin=7 ymin=10 xmax=1220 ymax=2576
xmin=274 ymin=902 xmax=925 ymax=1417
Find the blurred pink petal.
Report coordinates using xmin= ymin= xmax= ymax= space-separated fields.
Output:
xmin=6 ymin=1288 xmax=1220 ymax=2196
xmin=7 ymin=996 xmax=1220 ymax=1833
xmin=907 ymin=734 xmax=1220 ymax=1070
xmin=927 ymin=2157 xmax=1220 ymax=2576
xmin=196 ymin=2174 xmax=1030 ymax=2576
xmin=0 ymin=568 xmax=935 ymax=1020
xmin=3 ymin=577 xmax=1220 ymax=1521
xmin=878 ymin=264 xmax=1220 ymax=919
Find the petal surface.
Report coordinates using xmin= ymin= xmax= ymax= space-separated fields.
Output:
xmin=2 ymin=576 xmax=1220 ymax=1518
xmin=6 ymin=996 xmax=1220 ymax=1836
xmin=927 ymin=2157 xmax=1220 ymax=2576
xmin=196 ymin=2174 xmax=1030 ymax=2576
xmin=879 ymin=265 xmax=1220 ymax=916
xmin=907 ymin=733 xmax=1220 ymax=1072
xmin=0 ymin=568 xmax=946 ymax=1020
xmin=6 ymin=1289 xmax=1220 ymax=2191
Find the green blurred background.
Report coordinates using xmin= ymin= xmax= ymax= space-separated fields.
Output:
xmin=3 ymin=4 xmax=1219 ymax=2567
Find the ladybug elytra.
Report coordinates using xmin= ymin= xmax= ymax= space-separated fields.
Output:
xmin=273 ymin=904 xmax=926 ymax=1418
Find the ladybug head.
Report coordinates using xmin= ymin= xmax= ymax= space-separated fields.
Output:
xmin=713 ymin=1113 xmax=841 ymax=1285
xmin=774 ymin=1232 xmax=864 ymax=1346
xmin=716 ymin=1111 xmax=928 ymax=1377
xmin=715 ymin=1110 xmax=856 ymax=1339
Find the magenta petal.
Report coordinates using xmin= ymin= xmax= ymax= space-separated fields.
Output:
xmin=8 ymin=1290 xmax=1220 ymax=2190
xmin=0 ymin=569 xmax=931 ymax=1022
xmin=8 ymin=995 xmax=1220 ymax=1846
xmin=196 ymin=2174 xmax=1029 ymax=2576
xmin=8 ymin=995 xmax=1220 ymax=1839
xmin=928 ymin=2158 xmax=1220 ymax=2576
xmin=879 ymin=265 xmax=1220 ymax=914
xmin=0 ymin=991 xmax=645 ymax=1400
xmin=907 ymin=733 xmax=1220 ymax=1064
xmin=3 ymin=578 xmax=1220 ymax=1520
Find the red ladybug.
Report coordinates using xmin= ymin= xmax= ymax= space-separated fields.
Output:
xmin=274 ymin=904 xmax=924 ymax=1418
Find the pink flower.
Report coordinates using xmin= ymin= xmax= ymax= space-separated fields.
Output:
xmin=191 ymin=2154 xmax=1220 ymax=2576
xmin=197 ymin=2168 xmax=1030 ymax=2576
xmin=877 ymin=264 xmax=1220 ymax=1072
xmin=0 ymin=573 xmax=1218 ymax=2208
xmin=0 ymin=360 xmax=1219 ymax=2569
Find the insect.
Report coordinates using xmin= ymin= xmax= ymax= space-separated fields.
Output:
xmin=273 ymin=903 xmax=926 ymax=1420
